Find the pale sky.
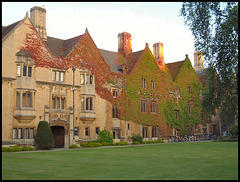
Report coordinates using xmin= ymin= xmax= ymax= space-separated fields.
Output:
xmin=2 ymin=2 xmax=196 ymax=65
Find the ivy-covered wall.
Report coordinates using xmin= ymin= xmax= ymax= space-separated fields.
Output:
xmin=164 ymin=55 xmax=204 ymax=136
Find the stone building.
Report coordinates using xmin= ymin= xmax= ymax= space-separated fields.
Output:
xmin=2 ymin=6 xmax=221 ymax=148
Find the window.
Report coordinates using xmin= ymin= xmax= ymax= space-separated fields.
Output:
xmin=90 ymin=75 xmax=93 ymax=84
xmin=86 ymin=97 xmax=93 ymax=111
xmin=30 ymin=128 xmax=34 ymax=139
xmin=18 ymin=128 xmax=22 ymax=139
xmin=17 ymin=65 xmax=21 ymax=76
xmin=13 ymin=128 xmax=18 ymax=139
xmin=27 ymin=93 xmax=32 ymax=107
xmin=16 ymin=92 xmax=20 ymax=107
xmin=142 ymin=78 xmax=147 ymax=89
xmin=85 ymin=128 xmax=89 ymax=136
xmin=96 ymin=127 xmax=100 ymax=136
xmin=52 ymin=70 xmax=64 ymax=82
xmin=74 ymin=127 xmax=78 ymax=136
xmin=52 ymin=97 xmax=56 ymax=109
xmin=175 ymin=110 xmax=179 ymax=120
xmin=52 ymin=96 xmax=65 ymax=110
xmin=188 ymin=104 xmax=192 ymax=115
xmin=61 ymin=98 xmax=65 ymax=110
xmin=23 ymin=65 xmax=32 ymax=77
xmin=86 ymin=74 xmax=89 ymax=84
xmin=23 ymin=66 xmax=27 ymax=76
xmin=16 ymin=91 xmax=33 ymax=108
xmin=142 ymin=127 xmax=148 ymax=138
xmin=52 ymin=71 xmax=56 ymax=81
xmin=25 ymin=128 xmax=29 ymax=139
xmin=112 ymin=106 xmax=118 ymax=118
xmin=113 ymin=89 xmax=118 ymax=98
xmin=81 ymin=98 xmax=84 ymax=111
xmin=152 ymin=126 xmax=157 ymax=137
xmin=151 ymin=102 xmax=156 ymax=113
xmin=22 ymin=93 xmax=27 ymax=107
xmin=188 ymin=86 xmax=191 ymax=94
xmin=113 ymin=130 xmax=120 ymax=139
xmin=151 ymin=80 xmax=156 ymax=90
xmin=56 ymin=71 xmax=60 ymax=81
xmin=141 ymin=100 xmax=146 ymax=112
xmin=60 ymin=72 xmax=64 ymax=82
xmin=128 ymin=124 xmax=130 ymax=130
xmin=80 ymin=74 xmax=84 ymax=84
xmin=57 ymin=97 xmax=60 ymax=109
xmin=28 ymin=67 xmax=32 ymax=77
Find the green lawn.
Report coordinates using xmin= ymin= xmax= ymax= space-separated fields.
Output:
xmin=2 ymin=142 xmax=238 ymax=180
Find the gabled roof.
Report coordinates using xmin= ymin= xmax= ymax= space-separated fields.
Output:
xmin=2 ymin=20 xmax=21 ymax=40
xmin=196 ymin=69 xmax=208 ymax=87
xmin=45 ymin=35 xmax=83 ymax=58
xmin=165 ymin=60 xmax=184 ymax=81
xmin=99 ymin=49 xmax=126 ymax=73
xmin=125 ymin=50 xmax=144 ymax=74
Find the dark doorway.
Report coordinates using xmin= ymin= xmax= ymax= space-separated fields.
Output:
xmin=51 ymin=126 xmax=65 ymax=148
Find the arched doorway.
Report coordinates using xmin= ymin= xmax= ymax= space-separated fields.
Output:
xmin=51 ymin=126 xmax=65 ymax=148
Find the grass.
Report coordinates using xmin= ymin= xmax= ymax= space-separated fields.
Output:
xmin=2 ymin=141 xmax=238 ymax=180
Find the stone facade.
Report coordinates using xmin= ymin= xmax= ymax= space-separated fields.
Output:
xmin=2 ymin=6 xmax=222 ymax=148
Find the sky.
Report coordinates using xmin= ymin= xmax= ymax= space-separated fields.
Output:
xmin=2 ymin=2 xmax=196 ymax=65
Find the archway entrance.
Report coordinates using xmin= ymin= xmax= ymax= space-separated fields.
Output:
xmin=51 ymin=126 xmax=65 ymax=148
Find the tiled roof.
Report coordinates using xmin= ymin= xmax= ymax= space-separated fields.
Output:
xmin=99 ymin=49 xmax=126 ymax=73
xmin=165 ymin=61 xmax=184 ymax=81
xmin=45 ymin=35 xmax=83 ymax=58
xmin=125 ymin=50 xmax=144 ymax=74
xmin=2 ymin=20 xmax=21 ymax=39
xmin=196 ymin=69 xmax=208 ymax=87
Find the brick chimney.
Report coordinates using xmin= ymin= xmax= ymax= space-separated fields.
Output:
xmin=118 ymin=32 xmax=132 ymax=57
xmin=30 ymin=5 xmax=47 ymax=41
xmin=153 ymin=42 xmax=165 ymax=66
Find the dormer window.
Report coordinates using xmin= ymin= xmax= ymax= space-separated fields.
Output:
xmin=112 ymin=89 xmax=118 ymax=98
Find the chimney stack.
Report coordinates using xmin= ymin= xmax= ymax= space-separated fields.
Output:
xmin=194 ymin=51 xmax=204 ymax=71
xmin=118 ymin=32 xmax=132 ymax=57
xmin=153 ymin=42 xmax=165 ymax=66
xmin=30 ymin=6 xmax=47 ymax=41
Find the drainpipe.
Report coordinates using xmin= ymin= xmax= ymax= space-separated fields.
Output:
xmin=72 ymin=67 xmax=76 ymax=142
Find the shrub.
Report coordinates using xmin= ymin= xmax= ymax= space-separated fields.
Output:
xmin=132 ymin=134 xmax=143 ymax=144
xmin=97 ymin=129 xmax=114 ymax=144
xmin=115 ymin=142 xmax=129 ymax=145
xmin=133 ymin=141 xmax=140 ymax=144
xmin=34 ymin=121 xmax=55 ymax=150
xmin=12 ymin=146 xmax=22 ymax=152
xmin=2 ymin=147 xmax=14 ymax=152
xmin=230 ymin=124 xmax=238 ymax=137
xmin=70 ymin=144 xmax=79 ymax=148
xmin=81 ymin=142 xmax=102 ymax=148
xmin=2 ymin=146 xmax=35 ymax=152
xmin=21 ymin=146 xmax=35 ymax=151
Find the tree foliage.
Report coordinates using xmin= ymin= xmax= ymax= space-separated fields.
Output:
xmin=180 ymin=2 xmax=238 ymax=124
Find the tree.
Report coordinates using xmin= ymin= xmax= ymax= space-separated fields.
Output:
xmin=35 ymin=121 xmax=55 ymax=150
xmin=180 ymin=2 xmax=238 ymax=125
